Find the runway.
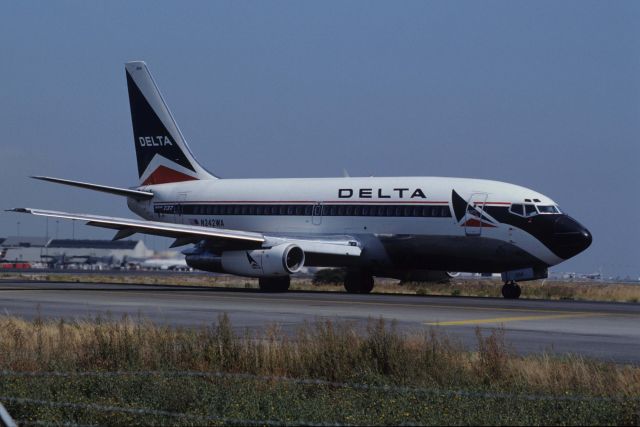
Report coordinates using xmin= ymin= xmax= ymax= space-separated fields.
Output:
xmin=1 ymin=280 xmax=639 ymax=363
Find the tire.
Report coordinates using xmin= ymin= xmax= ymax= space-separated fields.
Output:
xmin=512 ymin=283 xmax=522 ymax=299
xmin=344 ymin=271 xmax=374 ymax=294
xmin=501 ymin=282 xmax=521 ymax=299
xmin=259 ymin=276 xmax=290 ymax=292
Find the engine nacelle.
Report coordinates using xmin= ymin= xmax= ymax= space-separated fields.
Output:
xmin=222 ymin=244 xmax=304 ymax=277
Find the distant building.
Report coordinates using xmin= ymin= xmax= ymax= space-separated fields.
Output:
xmin=46 ymin=239 xmax=153 ymax=261
xmin=1 ymin=236 xmax=50 ymax=248
xmin=0 ymin=236 xmax=153 ymax=266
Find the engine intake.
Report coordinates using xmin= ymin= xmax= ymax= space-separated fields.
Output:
xmin=185 ymin=244 xmax=305 ymax=277
xmin=221 ymin=244 xmax=305 ymax=277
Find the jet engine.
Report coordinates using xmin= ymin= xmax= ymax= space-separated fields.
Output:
xmin=185 ymin=244 xmax=305 ymax=277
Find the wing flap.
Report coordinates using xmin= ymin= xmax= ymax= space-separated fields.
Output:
xmin=269 ymin=238 xmax=361 ymax=257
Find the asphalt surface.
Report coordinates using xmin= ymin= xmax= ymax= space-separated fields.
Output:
xmin=1 ymin=280 xmax=639 ymax=363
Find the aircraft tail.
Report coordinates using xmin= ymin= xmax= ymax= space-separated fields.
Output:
xmin=125 ymin=61 xmax=216 ymax=186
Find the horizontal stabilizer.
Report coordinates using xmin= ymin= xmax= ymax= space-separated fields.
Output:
xmin=32 ymin=176 xmax=153 ymax=199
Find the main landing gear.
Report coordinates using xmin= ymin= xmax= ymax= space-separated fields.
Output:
xmin=344 ymin=270 xmax=374 ymax=294
xmin=259 ymin=276 xmax=290 ymax=292
xmin=501 ymin=281 xmax=521 ymax=299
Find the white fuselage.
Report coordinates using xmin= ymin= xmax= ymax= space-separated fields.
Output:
xmin=128 ymin=176 xmax=565 ymax=272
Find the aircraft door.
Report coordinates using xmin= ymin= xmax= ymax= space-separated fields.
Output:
xmin=312 ymin=203 xmax=323 ymax=225
xmin=464 ymin=192 xmax=488 ymax=236
xmin=174 ymin=192 xmax=188 ymax=225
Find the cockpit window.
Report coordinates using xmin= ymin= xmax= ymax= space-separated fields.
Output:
xmin=525 ymin=204 xmax=537 ymax=217
xmin=511 ymin=203 xmax=561 ymax=217
xmin=509 ymin=204 xmax=524 ymax=216
xmin=537 ymin=205 xmax=560 ymax=214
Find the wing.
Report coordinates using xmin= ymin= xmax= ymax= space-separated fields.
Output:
xmin=10 ymin=208 xmax=265 ymax=247
xmin=9 ymin=208 xmax=362 ymax=257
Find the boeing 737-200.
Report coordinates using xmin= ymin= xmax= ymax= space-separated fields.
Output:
xmin=10 ymin=61 xmax=592 ymax=299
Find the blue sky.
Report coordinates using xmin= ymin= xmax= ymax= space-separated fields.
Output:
xmin=1 ymin=1 xmax=638 ymax=277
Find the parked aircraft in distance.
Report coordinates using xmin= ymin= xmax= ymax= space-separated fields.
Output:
xmin=122 ymin=256 xmax=190 ymax=271
xmin=11 ymin=61 xmax=592 ymax=298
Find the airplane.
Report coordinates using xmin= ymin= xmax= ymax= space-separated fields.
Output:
xmin=40 ymin=253 xmax=84 ymax=269
xmin=10 ymin=61 xmax=592 ymax=299
xmin=74 ymin=254 xmax=116 ymax=267
xmin=121 ymin=255 xmax=190 ymax=271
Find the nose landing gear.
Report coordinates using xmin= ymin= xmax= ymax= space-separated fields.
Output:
xmin=501 ymin=281 xmax=521 ymax=299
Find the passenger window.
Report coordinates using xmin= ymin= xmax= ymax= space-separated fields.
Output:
xmin=304 ymin=205 xmax=312 ymax=216
xmin=509 ymin=204 xmax=524 ymax=216
xmin=442 ymin=206 xmax=451 ymax=217
xmin=525 ymin=204 xmax=537 ymax=217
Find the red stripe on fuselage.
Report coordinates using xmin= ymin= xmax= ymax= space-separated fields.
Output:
xmin=142 ymin=166 xmax=198 ymax=185
xmin=155 ymin=200 xmax=452 ymax=205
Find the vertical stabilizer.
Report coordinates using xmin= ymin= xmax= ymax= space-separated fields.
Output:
xmin=125 ymin=61 xmax=216 ymax=185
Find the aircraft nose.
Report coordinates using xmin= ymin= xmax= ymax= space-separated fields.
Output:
xmin=552 ymin=215 xmax=592 ymax=259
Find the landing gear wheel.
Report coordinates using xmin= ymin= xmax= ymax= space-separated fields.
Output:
xmin=259 ymin=276 xmax=290 ymax=292
xmin=344 ymin=271 xmax=374 ymax=294
xmin=501 ymin=281 xmax=521 ymax=299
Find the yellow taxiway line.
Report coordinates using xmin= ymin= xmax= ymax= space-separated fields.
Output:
xmin=426 ymin=312 xmax=607 ymax=326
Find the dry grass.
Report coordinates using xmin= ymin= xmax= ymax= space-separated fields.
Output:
xmin=1 ymin=315 xmax=638 ymax=425
xmin=405 ymin=279 xmax=640 ymax=303
xmin=4 ymin=271 xmax=639 ymax=303
xmin=0 ymin=314 xmax=638 ymax=397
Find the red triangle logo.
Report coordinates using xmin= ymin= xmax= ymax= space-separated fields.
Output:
xmin=142 ymin=165 xmax=198 ymax=185
xmin=462 ymin=218 xmax=496 ymax=228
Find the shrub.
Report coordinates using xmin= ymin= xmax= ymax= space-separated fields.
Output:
xmin=312 ymin=268 xmax=346 ymax=285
